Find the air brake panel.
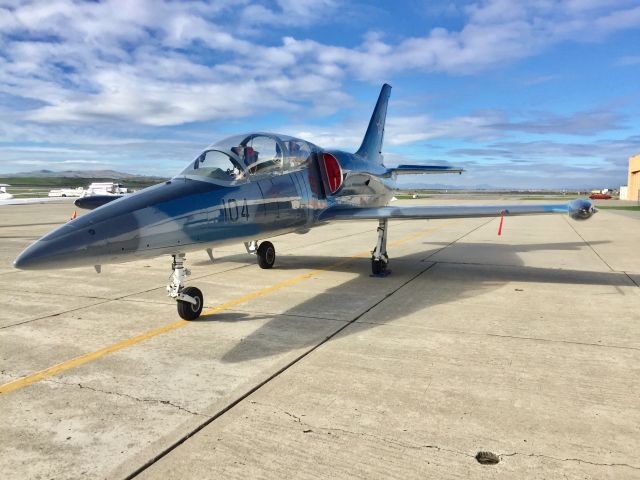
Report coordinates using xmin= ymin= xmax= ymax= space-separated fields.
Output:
xmin=321 ymin=152 xmax=343 ymax=194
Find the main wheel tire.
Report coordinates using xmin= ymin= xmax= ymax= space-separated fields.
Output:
xmin=177 ymin=286 xmax=203 ymax=320
xmin=257 ymin=241 xmax=276 ymax=269
xmin=371 ymin=258 xmax=388 ymax=275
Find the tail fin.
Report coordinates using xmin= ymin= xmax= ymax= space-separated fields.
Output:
xmin=355 ymin=83 xmax=391 ymax=163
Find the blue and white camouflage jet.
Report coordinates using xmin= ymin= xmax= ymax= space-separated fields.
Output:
xmin=13 ymin=84 xmax=596 ymax=320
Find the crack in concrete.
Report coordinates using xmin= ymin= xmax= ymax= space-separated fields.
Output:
xmin=499 ymin=451 xmax=640 ymax=470
xmin=316 ymin=426 xmax=473 ymax=459
xmin=255 ymin=401 xmax=640 ymax=471
xmin=45 ymin=379 xmax=206 ymax=417
xmin=252 ymin=400 xmax=474 ymax=458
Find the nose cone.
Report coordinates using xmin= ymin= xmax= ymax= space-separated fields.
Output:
xmin=14 ymin=240 xmax=44 ymax=270
xmin=14 ymin=223 xmax=86 ymax=270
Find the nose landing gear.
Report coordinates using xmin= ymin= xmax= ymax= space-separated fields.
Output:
xmin=167 ymin=253 xmax=203 ymax=320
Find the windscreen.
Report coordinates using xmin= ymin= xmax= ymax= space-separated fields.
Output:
xmin=178 ymin=133 xmax=321 ymax=183
xmin=180 ymin=149 xmax=245 ymax=183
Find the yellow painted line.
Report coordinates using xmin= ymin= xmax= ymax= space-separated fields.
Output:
xmin=0 ymin=219 xmax=458 ymax=396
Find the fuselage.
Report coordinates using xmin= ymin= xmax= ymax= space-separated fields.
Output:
xmin=14 ymin=135 xmax=395 ymax=270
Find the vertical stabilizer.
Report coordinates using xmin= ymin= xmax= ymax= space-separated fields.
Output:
xmin=355 ymin=83 xmax=391 ymax=163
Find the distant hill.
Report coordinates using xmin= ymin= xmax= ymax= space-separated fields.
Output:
xmin=0 ymin=170 xmax=167 ymax=190
xmin=9 ymin=169 xmax=162 ymax=180
xmin=398 ymin=182 xmax=483 ymax=190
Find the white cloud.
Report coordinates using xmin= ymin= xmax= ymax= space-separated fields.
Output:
xmin=0 ymin=0 xmax=638 ymax=184
xmin=614 ymin=55 xmax=640 ymax=66
xmin=288 ymin=105 xmax=626 ymax=151
xmin=2 ymin=0 xmax=639 ymax=129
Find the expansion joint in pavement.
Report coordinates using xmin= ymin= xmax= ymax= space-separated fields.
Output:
xmin=0 ymin=262 xmax=255 ymax=330
xmin=624 ymin=272 xmax=639 ymax=288
xmin=0 ymin=298 xmax=116 ymax=330
xmin=224 ymin=307 xmax=350 ymax=323
xmin=351 ymin=320 xmax=640 ymax=352
xmin=563 ymin=216 xmax=615 ymax=272
xmin=124 ymin=262 xmax=439 ymax=479
xmin=421 ymin=217 xmax=496 ymax=262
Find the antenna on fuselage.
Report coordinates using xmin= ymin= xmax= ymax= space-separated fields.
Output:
xmin=355 ymin=83 xmax=392 ymax=164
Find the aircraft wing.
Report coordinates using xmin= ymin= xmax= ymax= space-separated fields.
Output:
xmin=385 ymin=165 xmax=464 ymax=175
xmin=0 ymin=197 xmax=74 ymax=206
xmin=319 ymin=199 xmax=596 ymax=222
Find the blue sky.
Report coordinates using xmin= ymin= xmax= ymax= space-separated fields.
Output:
xmin=1 ymin=0 xmax=639 ymax=188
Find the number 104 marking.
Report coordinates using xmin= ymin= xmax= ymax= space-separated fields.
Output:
xmin=222 ymin=198 xmax=250 ymax=222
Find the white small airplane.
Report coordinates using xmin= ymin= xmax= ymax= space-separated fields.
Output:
xmin=0 ymin=184 xmax=14 ymax=201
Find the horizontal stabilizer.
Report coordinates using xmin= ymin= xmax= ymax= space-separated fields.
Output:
xmin=319 ymin=199 xmax=596 ymax=222
xmin=385 ymin=165 xmax=464 ymax=176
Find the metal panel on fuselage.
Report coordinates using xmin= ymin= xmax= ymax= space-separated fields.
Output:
xmin=134 ymin=181 xmax=265 ymax=256
xmin=257 ymin=172 xmax=307 ymax=232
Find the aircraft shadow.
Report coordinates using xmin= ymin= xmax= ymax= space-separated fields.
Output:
xmin=194 ymin=239 xmax=632 ymax=364
xmin=191 ymin=240 xmax=609 ymax=274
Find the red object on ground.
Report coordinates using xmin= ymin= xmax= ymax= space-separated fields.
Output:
xmin=498 ymin=210 xmax=504 ymax=236
xmin=589 ymin=193 xmax=611 ymax=199
xmin=71 ymin=210 xmax=77 ymax=220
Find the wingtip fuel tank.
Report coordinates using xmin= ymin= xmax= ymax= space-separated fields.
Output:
xmin=568 ymin=199 xmax=597 ymax=220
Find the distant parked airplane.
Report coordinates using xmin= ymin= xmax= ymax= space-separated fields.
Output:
xmin=13 ymin=84 xmax=596 ymax=319
xmin=0 ymin=184 xmax=13 ymax=201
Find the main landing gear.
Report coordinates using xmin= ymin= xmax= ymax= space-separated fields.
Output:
xmin=167 ymin=253 xmax=203 ymax=320
xmin=245 ymin=240 xmax=276 ymax=269
xmin=371 ymin=218 xmax=390 ymax=276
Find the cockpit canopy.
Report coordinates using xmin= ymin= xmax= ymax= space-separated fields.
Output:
xmin=178 ymin=133 xmax=320 ymax=184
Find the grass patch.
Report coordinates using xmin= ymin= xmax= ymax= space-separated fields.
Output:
xmin=519 ymin=196 xmax=580 ymax=200
xmin=395 ymin=195 xmax=431 ymax=199
xmin=596 ymin=205 xmax=640 ymax=211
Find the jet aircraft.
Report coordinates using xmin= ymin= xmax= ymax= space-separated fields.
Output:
xmin=13 ymin=84 xmax=596 ymax=320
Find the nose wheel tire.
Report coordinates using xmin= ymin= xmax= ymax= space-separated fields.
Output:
xmin=177 ymin=286 xmax=203 ymax=320
xmin=371 ymin=258 xmax=388 ymax=276
xmin=257 ymin=241 xmax=276 ymax=269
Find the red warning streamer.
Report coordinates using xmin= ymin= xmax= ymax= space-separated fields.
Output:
xmin=497 ymin=210 xmax=504 ymax=236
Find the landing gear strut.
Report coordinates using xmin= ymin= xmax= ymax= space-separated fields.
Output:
xmin=371 ymin=218 xmax=389 ymax=276
xmin=167 ymin=253 xmax=203 ymax=320
xmin=245 ymin=240 xmax=276 ymax=269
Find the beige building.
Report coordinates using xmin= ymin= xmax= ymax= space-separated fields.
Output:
xmin=628 ymin=154 xmax=640 ymax=201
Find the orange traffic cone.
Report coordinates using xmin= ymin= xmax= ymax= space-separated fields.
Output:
xmin=71 ymin=210 xmax=77 ymax=220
